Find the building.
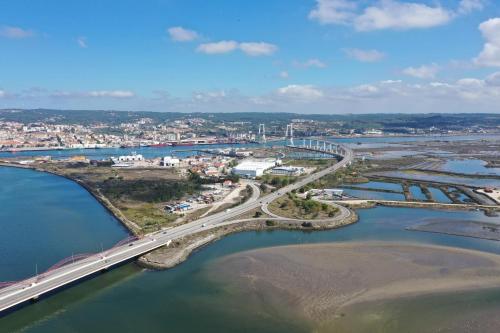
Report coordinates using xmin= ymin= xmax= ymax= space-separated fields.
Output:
xmin=232 ymin=159 xmax=277 ymax=178
xmin=162 ymin=156 xmax=180 ymax=167
xmin=270 ymin=166 xmax=305 ymax=176
xmin=113 ymin=153 xmax=144 ymax=163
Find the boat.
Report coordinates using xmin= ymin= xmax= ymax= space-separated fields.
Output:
xmin=149 ymin=143 xmax=171 ymax=148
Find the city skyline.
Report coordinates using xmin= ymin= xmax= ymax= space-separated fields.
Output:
xmin=1 ymin=0 xmax=500 ymax=113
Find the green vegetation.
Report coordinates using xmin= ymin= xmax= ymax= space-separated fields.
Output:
xmin=265 ymin=220 xmax=276 ymax=227
xmin=283 ymin=159 xmax=333 ymax=168
xmin=259 ymin=174 xmax=297 ymax=189
xmin=268 ymin=192 xmax=338 ymax=220
xmin=99 ymin=179 xmax=203 ymax=203
xmin=3 ymin=109 xmax=500 ymax=135
xmin=306 ymin=162 xmax=369 ymax=191
xmin=119 ymin=203 xmax=177 ymax=233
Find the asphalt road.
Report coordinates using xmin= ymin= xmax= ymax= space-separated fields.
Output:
xmin=0 ymin=144 xmax=353 ymax=313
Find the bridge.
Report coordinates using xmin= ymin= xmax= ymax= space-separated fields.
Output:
xmin=287 ymin=138 xmax=350 ymax=159
xmin=0 ymin=141 xmax=353 ymax=314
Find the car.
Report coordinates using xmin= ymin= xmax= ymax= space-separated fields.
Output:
xmin=201 ymin=223 xmax=207 ymax=227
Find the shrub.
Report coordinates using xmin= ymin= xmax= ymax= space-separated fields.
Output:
xmin=265 ymin=220 xmax=276 ymax=226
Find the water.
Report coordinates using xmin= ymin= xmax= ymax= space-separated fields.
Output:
xmin=428 ymin=187 xmax=453 ymax=203
xmin=448 ymin=187 xmax=472 ymax=203
xmin=409 ymin=185 xmax=427 ymax=200
xmin=2 ymin=160 xmax=500 ymax=331
xmin=0 ymin=142 xmax=270 ymax=161
xmin=1 ymin=206 xmax=499 ymax=332
xmin=347 ymin=181 xmax=402 ymax=192
xmin=341 ymin=188 xmax=406 ymax=201
xmin=441 ymin=159 xmax=500 ymax=176
xmin=0 ymin=167 xmax=129 ymax=281
xmin=1 ymin=134 xmax=498 ymax=161
xmin=373 ymin=170 xmax=500 ymax=188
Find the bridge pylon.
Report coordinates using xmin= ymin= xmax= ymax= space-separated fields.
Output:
xmin=285 ymin=123 xmax=294 ymax=146
xmin=258 ymin=124 xmax=266 ymax=143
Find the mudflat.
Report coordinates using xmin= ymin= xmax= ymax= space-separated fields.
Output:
xmin=207 ymin=242 xmax=500 ymax=323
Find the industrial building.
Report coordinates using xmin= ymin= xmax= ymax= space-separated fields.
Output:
xmin=232 ymin=159 xmax=277 ymax=178
xmin=162 ymin=156 xmax=180 ymax=167
xmin=270 ymin=166 xmax=305 ymax=176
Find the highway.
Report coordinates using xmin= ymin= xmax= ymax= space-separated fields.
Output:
xmin=0 ymin=142 xmax=353 ymax=314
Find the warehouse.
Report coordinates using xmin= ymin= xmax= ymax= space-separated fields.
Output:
xmin=232 ymin=159 xmax=277 ymax=178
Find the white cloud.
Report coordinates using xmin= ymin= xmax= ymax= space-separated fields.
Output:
xmin=193 ymin=90 xmax=226 ymax=101
xmin=486 ymin=72 xmax=500 ymax=86
xmin=279 ymin=71 xmax=289 ymax=79
xmin=5 ymin=75 xmax=500 ymax=113
xmin=77 ymin=36 xmax=87 ymax=48
xmin=0 ymin=90 xmax=6 ymax=98
xmin=308 ymin=0 xmax=357 ymax=25
xmin=458 ymin=0 xmax=485 ymax=15
xmin=402 ymin=64 xmax=440 ymax=79
xmin=87 ymin=90 xmax=135 ymax=98
xmin=51 ymin=90 xmax=135 ymax=98
xmin=167 ymin=26 xmax=199 ymax=42
xmin=277 ymin=84 xmax=324 ymax=100
xmin=0 ymin=25 xmax=34 ymax=39
xmin=294 ymin=58 xmax=327 ymax=68
xmin=196 ymin=41 xmax=277 ymax=56
xmin=344 ymin=48 xmax=385 ymax=62
xmin=474 ymin=18 xmax=500 ymax=67
xmin=239 ymin=42 xmax=277 ymax=56
xmin=309 ymin=0 xmax=484 ymax=31
xmin=354 ymin=0 xmax=452 ymax=31
xmin=197 ymin=40 xmax=238 ymax=54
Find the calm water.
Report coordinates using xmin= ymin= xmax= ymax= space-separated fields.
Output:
xmin=409 ymin=185 xmax=427 ymax=200
xmin=342 ymin=188 xmax=406 ymax=201
xmin=373 ymin=170 xmax=500 ymax=188
xmin=0 ymin=167 xmax=129 ymax=281
xmin=428 ymin=187 xmax=453 ymax=203
xmin=2 ymin=160 xmax=500 ymax=332
xmin=2 ymin=204 xmax=500 ymax=332
xmin=0 ymin=142 xmax=269 ymax=160
xmin=1 ymin=134 xmax=498 ymax=161
xmin=348 ymin=181 xmax=402 ymax=192
xmin=442 ymin=159 xmax=500 ymax=176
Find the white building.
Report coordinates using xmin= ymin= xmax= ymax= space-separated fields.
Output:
xmin=162 ymin=156 xmax=180 ymax=167
xmin=232 ymin=159 xmax=277 ymax=178
xmin=270 ymin=166 xmax=305 ymax=176
xmin=111 ymin=152 xmax=144 ymax=165
xmin=118 ymin=153 xmax=144 ymax=162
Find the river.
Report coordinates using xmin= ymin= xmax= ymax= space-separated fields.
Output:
xmin=2 ymin=136 xmax=500 ymax=332
xmin=1 ymin=176 xmax=500 ymax=332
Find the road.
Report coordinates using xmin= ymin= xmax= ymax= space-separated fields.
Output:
xmin=0 ymin=143 xmax=353 ymax=313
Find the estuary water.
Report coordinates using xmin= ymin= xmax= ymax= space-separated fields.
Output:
xmin=0 ymin=167 xmax=129 ymax=282
xmin=2 ymin=195 xmax=500 ymax=332
xmin=2 ymin=164 xmax=500 ymax=332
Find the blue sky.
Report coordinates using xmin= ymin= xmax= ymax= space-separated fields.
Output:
xmin=1 ymin=0 xmax=500 ymax=113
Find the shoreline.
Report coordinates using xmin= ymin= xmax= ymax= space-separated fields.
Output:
xmin=0 ymin=162 xmax=358 ymax=271
xmin=0 ymin=162 xmax=142 ymax=235
xmin=2 ymin=133 xmax=499 ymax=154
xmin=137 ymin=212 xmax=359 ymax=270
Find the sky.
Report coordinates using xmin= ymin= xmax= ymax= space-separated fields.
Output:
xmin=1 ymin=0 xmax=500 ymax=114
